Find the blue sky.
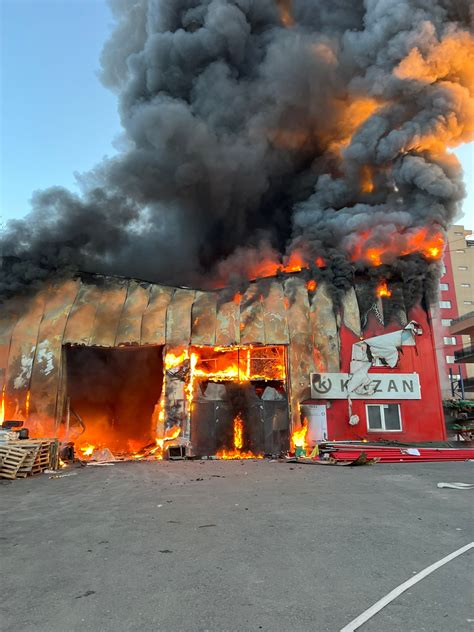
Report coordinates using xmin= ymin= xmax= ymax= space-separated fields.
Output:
xmin=1 ymin=0 xmax=473 ymax=231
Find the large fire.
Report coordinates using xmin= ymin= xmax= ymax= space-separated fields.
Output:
xmin=349 ymin=226 xmax=445 ymax=267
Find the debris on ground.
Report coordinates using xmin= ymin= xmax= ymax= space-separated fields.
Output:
xmin=437 ymin=482 xmax=474 ymax=490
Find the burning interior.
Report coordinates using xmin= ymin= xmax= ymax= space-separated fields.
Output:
xmin=63 ymin=342 xmax=288 ymax=460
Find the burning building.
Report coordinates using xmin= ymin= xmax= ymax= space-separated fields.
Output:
xmin=0 ymin=1 xmax=472 ymax=455
xmin=0 ymin=268 xmax=446 ymax=458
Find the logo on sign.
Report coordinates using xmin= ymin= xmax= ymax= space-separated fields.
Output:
xmin=311 ymin=374 xmax=332 ymax=394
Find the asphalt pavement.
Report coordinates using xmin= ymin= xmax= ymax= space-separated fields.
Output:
xmin=1 ymin=460 xmax=473 ymax=632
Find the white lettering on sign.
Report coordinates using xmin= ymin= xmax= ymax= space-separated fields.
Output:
xmin=310 ymin=373 xmax=421 ymax=400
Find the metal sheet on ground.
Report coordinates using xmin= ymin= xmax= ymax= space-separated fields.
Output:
xmin=115 ymin=282 xmax=150 ymax=346
xmin=141 ymin=285 xmax=174 ymax=346
xmin=191 ymin=291 xmax=217 ymax=346
xmin=166 ymin=289 xmax=195 ymax=346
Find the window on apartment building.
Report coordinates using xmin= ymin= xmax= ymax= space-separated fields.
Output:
xmin=454 ymin=231 xmax=464 ymax=236
xmin=441 ymin=264 xmax=447 ymax=274
xmin=456 ymin=249 xmax=465 ymax=254
xmin=443 ymin=337 xmax=456 ymax=345
xmin=464 ymin=301 xmax=473 ymax=305
xmin=461 ymin=283 xmax=471 ymax=288
xmin=445 ymin=356 xmax=455 ymax=364
xmin=458 ymin=266 xmax=468 ymax=270
xmin=440 ymin=283 xmax=449 ymax=291
xmin=441 ymin=319 xmax=452 ymax=327
xmin=367 ymin=404 xmax=402 ymax=432
xmin=439 ymin=300 xmax=451 ymax=308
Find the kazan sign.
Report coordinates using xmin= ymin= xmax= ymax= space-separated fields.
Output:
xmin=310 ymin=373 xmax=421 ymax=400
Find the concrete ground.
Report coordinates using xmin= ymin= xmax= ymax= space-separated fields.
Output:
xmin=1 ymin=460 xmax=473 ymax=632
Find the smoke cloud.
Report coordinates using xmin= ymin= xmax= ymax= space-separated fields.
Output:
xmin=1 ymin=0 xmax=472 ymax=298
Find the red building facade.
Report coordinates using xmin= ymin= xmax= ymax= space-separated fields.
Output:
xmin=305 ymin=304 xmax=447 ymax=443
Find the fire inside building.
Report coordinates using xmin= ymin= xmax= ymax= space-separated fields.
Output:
xmin=0 ymin=269 xmax=446 ymax=461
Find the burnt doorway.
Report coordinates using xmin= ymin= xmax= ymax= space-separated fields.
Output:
xmin=189 ymin=345 xmax=289 ymax=457
xmin=64 ymin=345 xmax=163 ymax=456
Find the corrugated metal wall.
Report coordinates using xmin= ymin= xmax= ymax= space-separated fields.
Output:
xmin=0 ymin=274 xmax=408 ymax=429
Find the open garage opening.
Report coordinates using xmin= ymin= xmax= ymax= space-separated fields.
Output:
xmin=63 ymin=345 xmax=164 ymax=458
xmin=186 ymin=345 xmax=290 ymax=458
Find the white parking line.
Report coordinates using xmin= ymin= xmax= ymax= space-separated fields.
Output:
xmin=340 ymin=542 xmax=474 ymax=632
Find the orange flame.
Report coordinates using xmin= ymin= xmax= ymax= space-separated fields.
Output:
xmin=0 ymin=386 xmax=5 ymax=426
xmin=216 ymin=412 xmax=263 ymax=460
xmin=25 ymin=390 xmax=30 ymax=419
xmin=376 ymin=280 xmax=392 ymax=298
xmin=276 ymin=0 xmax=294 ymax=27
xmin=291 ymin=418 xmax=308 ymax=450
xmin=306 ymin=279 xmax=317 ymax=292
xmin=233 ymin=412 xmax=244 ymax=451
xmin=349 ymin=227 xmax=444 ymax=266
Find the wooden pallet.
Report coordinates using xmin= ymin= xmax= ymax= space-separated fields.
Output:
xmin=0 ymin=445 xmax=28 ymax=479
xmin=0 ymin=439 xmax=59 ymax=478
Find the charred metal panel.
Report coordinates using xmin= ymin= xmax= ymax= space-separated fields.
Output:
xmin=191 ymin=291 xmax=217 ymax=346
xmin=383 ymin=284 xmax=408 ymax=327
xmin=215 ymin=296 xmax=240 ymax=346
xmin=263 ymin=401 xmax=290 ymax=454
xmin=166 ymin=289 xmax=195 ymax=346
xmin=341 ymin=288 xmax=361 ymax=337
xmin=29 ymin=280 xmax=79 ymax=422
xmin=115 ymin=281 xmax=150 ymax=346
xmin=141 ymin=285 xmax=174 ymax=346
xmin=310 ymin=282 xmax=339 ymax=373
xmin=191 ymin=402 xmax=216 ymax=456
xmin=0 ymin=300 xmax=22 ymax=392
xmin=89 ymin=282 xmax=128 ymax=347
xmin=240 ymin=284 xmax=265 ymax=345
xmin=4 ymin=292 xmax=46 ymax=419
xmin=63 ymin=282 xmax=103 ymax=345
xmin=284 ymin=277 xmax=315 ymax=429
xmin=263 ymin=280 xmax=290 ymax=345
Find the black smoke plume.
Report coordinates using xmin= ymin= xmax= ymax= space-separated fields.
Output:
xmin=1 ymin=0 xmax=472 ymax=299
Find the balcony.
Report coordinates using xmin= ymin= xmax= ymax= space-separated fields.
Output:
xmin=454 ymin=344 xmax=474 ymax=363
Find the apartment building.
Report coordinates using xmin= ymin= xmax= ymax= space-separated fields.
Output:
xmin=435 ymin=224 xmax=474 ymax=399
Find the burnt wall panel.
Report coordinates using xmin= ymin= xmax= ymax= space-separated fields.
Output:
xmin=115 ymin=282 xmax=150 ymax=345
xmin=89 ymin=282 xmax=128 ymax=347
xmin=284 ymin=277 xmax=315 ymax=430
xmin=191 ymin=291 xmax=217 ymax=346
xmin=166 ymin=289 xmax=195 ymax=346
xmin=63 ymin=283 xmax=103 ymax=345
xmin=4 ymin=292 xmax=46 ymax=419
xmin=141 ymin=285 xmax=174 ymax=346
xmin=215 ymin=297 xmax=240 ymax=346
xmin=311 ymin=282 xmax=340 ymax=372
xmin=341 ymin=287 xmax=361 ymax=337
xmin=29 ymin=280 xmax=79 ymax=423
xmin=263 ymin=280 xmax=290 ymax=345
xmin=0 ymin=299 xmax=23 ymax=392
xmin=240 ymin=284 xmax=265 ymax=345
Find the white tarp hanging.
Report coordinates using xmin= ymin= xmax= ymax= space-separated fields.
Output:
xmin=347 ymin=321 xmax=422 ymax=396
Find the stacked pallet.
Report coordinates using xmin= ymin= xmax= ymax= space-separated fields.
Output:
xmin=0 ymin=439 xmax=59 ymax=479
